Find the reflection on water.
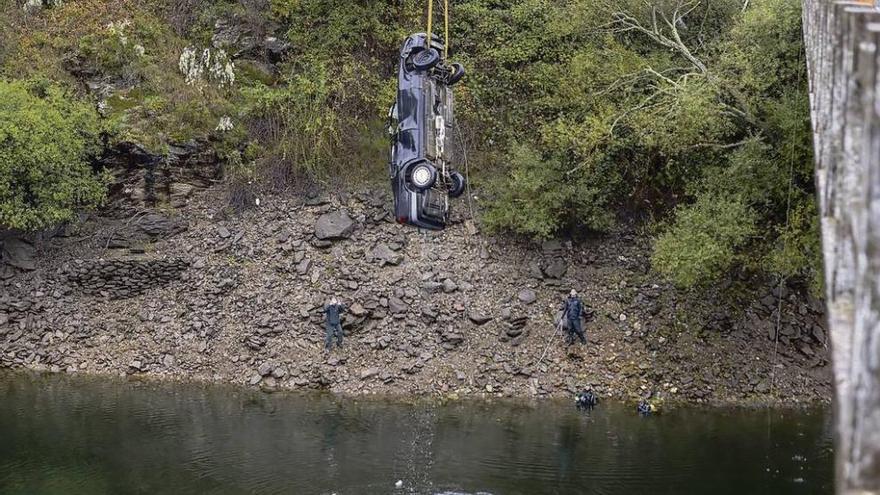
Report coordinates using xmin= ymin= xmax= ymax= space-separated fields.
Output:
xmin=0 ymin=373 xmax=833 ymax=495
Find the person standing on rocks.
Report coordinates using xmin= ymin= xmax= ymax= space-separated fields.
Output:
xmin=561 ymin=289 xmax=587 ymax=345
xmin=324 ymin=297 xmax=347 ymax=351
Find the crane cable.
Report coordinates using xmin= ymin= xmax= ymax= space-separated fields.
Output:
xmin=425 ymin=0 xmax=451 ymax=58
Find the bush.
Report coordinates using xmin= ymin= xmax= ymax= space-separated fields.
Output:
xmin=652 ymin=195 xmax=757 ymax=287
xmin=0 ymin=79 xmax=108 ymax=231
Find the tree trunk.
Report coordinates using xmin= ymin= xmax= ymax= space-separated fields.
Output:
xmin=802 ymin=1 xmax=880 ymax=493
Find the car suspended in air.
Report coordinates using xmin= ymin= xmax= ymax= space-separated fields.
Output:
xmin=388 ymin=32 xmax=466 ymax=230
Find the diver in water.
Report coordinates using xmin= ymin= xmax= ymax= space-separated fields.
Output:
xmin=575 ymin=388 xmax=598 ymax=410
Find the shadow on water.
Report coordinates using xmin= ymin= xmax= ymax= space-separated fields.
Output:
xmin=0 ymin=373 xmax=833 ymax=495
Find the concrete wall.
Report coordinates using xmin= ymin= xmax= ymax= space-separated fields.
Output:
xmin=802 ymin=1 xmax=880 ymax=492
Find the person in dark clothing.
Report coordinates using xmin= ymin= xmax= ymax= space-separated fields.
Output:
xmin=560 ymin=289 xmax=587 ymax=345
xmin=575 ymin=388 xmax=598 ymax=410
xmin=324 ymin=297 xmax=346 ymax=351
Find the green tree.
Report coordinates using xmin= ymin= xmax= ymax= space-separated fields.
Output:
xmin=0 ymin=80 xmax=108 ymax=231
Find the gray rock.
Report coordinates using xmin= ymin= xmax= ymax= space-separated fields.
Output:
xmin=541 ymin=239 xmax=564 ymax=256
xmin=468 ymin=311 xmax=493 ymax=325
xmin=442 ymin=279 xmax=458 ymax=293
xmin=296 ymin=258 xmax=312 ymax=275
xmin=258 ymin=361 xmax=275 ymax=377
xmin=349 ymin=303 xmax=367 ymax=317
xmin=360 ymin=367 xmax=380 ymax=380
xmin=315 ymin=212 xmax=355 ymax=240
xmin=528 ymin=261 xmax=543 ymax=279
xmin=389 ymin=297 xmax=408 ymax=314
xmin=217 ymin=226 xmax=231 ymax=239
xmin=518 ymin=289 xmax=537 ymax=305
xmin=137 ymin=214 xmax=187 ymax=238
xmin=372 ymin=243 xmax=403 ymax=266
xmin=248 ymin=373 xmax=262 ymax=386
xmin=421 ymin=281 xmax=444 ymax=294
xmin=543 ymin=258 xmax=568 ymax=279
xmin=263 ymin=36 xmax=291 ymax=60
xmin=1 ymin=238 xmax=36 ymax=271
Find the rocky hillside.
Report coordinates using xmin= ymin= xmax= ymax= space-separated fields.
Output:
xmin=0 ymin=181 xmax=831 ymax=405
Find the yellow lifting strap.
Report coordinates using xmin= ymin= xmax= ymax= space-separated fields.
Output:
xmin=425 ymin=0 xmax=450 ymax=59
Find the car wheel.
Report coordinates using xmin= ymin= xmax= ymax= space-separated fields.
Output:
xmin=411 ymin=48 xmax=440 ymax=70
xmin=447 ymin=63 xmax=466 ymax=85
xmin=409 ymin=162 xmax=437 ymax=190
xmin=448 ymin=171 xmax=466 ymax=198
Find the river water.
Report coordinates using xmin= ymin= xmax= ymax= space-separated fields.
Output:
xmin=0 ymin=373 xmax=833 ymax=494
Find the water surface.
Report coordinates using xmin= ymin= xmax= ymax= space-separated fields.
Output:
xmin=0 ymin=373 xmax=833 ymax=494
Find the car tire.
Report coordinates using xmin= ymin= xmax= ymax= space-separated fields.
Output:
xmin=408 ymin=162 xmax=437 ymax=190
xmin=411 ymin=48 xmax=440 ymax=71
xmin=447 ymin=63 xmax=466 ymax=85
xmin=448 ymin=171 xmax=466 ymax=198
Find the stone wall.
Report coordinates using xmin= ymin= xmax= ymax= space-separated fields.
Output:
xmin=59 ymin=258 xmax=190 ymax=299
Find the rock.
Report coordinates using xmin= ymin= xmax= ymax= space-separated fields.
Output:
xmin=360 ymin=367 xmax=380 ymax=380
xmin=543 ymin=258 xmax=568 ymax=279
xmin=442 ymin=279 xmax=458 ymax=293
xmin=372 ymin=243 xmax=403 ymax=266
xmin=315 ymin=211 xmax=355 ymax=240
xmin=1 ymin=238 xmax=36 ymax=271
xmin=136 ymin=214 xmax=187 ymax=238
xmin=528 ymin=261 xmax=544 ymax=279
xmin=258 ymin=361 xmax=275 ymax=377
xmin=248 ymin=374 xmax=262 ymax=386
xmin=304 ymin=194 xmax=330 ymax=206
xmin=468 ymin=311 xmax=492 ymax=325
xmin=23 ymin=0 xmax=43 ymax=13
xmin=389 ymin=297 xmax=408 ymax=314
xmin=518 ymin=289 xmax=537 ymax=305
xmin=170 ymin=183 xmax=195 ymax=206
xmin=264 ymin=36 xmax=291 ymax=62
xmin=296 ymin=258 xmax=312 ymax=275
xmin=162 ymin=354 xmax=175 ymax=367
xmin=421 ymin=281 xmax=444 ymax=294
xmin=217 ymin=226 xmax=231 ymax=239
xmin=541 ymin=239 xmax=564 ymax=256
xmin=349 ymin=303 xmax=367 ymax=317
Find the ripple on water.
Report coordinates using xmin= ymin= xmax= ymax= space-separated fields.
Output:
xmin=0 ymin=374 xmax=835 ymax=495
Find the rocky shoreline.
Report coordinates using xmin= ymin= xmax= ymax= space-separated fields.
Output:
xmin=0 ymin=187 xmax=832 ymax=405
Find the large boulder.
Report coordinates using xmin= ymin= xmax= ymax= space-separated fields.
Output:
xmin=1 ymin=238 xmax=36 ymax=271
xmin=315 ymin=212 xmax=355 ymax=240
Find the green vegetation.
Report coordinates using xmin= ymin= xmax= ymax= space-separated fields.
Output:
xmin=0 ymin=0 xmax=819 ymax=290
xmin=0 ymin=79 xmax=107 ymax=230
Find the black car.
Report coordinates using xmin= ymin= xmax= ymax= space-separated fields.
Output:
xmin=388 ymin=33 xmax=466 ymax=230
